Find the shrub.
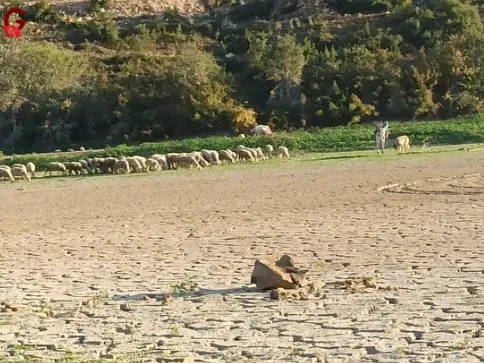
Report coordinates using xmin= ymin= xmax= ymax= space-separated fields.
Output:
xmin=24 ymin=0 xmax=63 ymax=24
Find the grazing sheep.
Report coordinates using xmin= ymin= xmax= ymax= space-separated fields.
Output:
xmin=255 ymin=147 xmax=266 ymax=160
xmin=102 ymin=157 xmax=118 ymax=173
xmin=237 ymin=149 xmax=255 ymax=162
xmin=200 ymin=149 xmax=214 ymax=163
xmin=228 ymin=149 xmax=238 ymax=162
xmin=145 ymin=158 xmax=160 ymax=172
xmin=12 ymin=164 xmax=27 ymax=173
xmin=79 ymin=159 xmax=89 ymax=172
xmin=250 ymin=125 xmax=273 ymax=136
xmin=113 ymin=159 xmax=130 ymax=174
xmin=64 ymin=162 xmax=83 ymax=175
xmin=0 ymin=167 xmax=14 ymax=182
xmin=263 ymin=144 xmax=274 ymax=158
xmin=79 ymin=146 xmax=85 ymax=151
xmin=26 ymin=162 xmax=35 ymax=178
xmin=174 ymin=155 xmax=202 ymax=171
xmin=126 ymin=157 xmax=143 ymax=173
xmin=190 ymin=152 xmax=210 ymax=167
xmin=219 ymin=150 xmax=235 ymax=164
xmin=133 ymin=156 xmax=147 ymax=172
xmin=235 ymin=144 xmax=246 ymax=152
xmin=190 ymin=152 xmax=207 ymax=166
xmin=67 ymin=148 xmax=74 ymax=152
xmin=11 ymin=166 xmax=30 ymax=181
xmin=166 ymin=153 xmax=182 ymax=169
xmin=246 ymin=148 xmax=259 ymax=161
xmin=152 ymin=154 xmax=169 ymax=170
xmin=274 ymin=145 xmax=290 ymax=158
xmin=89 ymin=157 xmax=105 ymax=174
xmin=393 ymin=135 xmax=411 ymax=153
xmin=45 ymin=162 xmax=67 ymax=177
xmin=210 ymin=150 xmax=220 ymax=166
xmin=54 ymin=149 xmax=62 ymax=153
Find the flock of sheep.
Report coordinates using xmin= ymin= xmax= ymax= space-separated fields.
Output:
xmin=0 ymin=144 xmax=290 ymax=182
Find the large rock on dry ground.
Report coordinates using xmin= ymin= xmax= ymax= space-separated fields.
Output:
xmin=250 ymin=253 xmax=309 ymax=291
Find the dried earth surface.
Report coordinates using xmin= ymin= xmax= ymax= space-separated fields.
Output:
xmin=1 ymin=151 xmax=484 ymax=362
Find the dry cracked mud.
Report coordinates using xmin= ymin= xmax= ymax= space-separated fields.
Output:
xmin=1 ymin=151 xmax=484 ymax=362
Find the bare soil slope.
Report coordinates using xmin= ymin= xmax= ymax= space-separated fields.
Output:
xmin=1 ymin=152 xmax=484 ymax=362
xmin=24 ymin=0 xmax=206 ymax=17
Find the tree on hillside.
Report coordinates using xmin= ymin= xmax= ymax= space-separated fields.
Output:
xmin=247 ymin=32 xmax=307 ymax=127
xmin=395 ymin=0 xmax=483 ymax=49
xmin=0 ymin=40 xmax=94 ymax=151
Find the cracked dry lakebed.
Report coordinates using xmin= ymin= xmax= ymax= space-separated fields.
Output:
xmin=1 ymin=151 xmax=484 ymax=362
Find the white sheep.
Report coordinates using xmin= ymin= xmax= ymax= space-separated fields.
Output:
xmin=78 ymin=159 xmax=89 ymax=172
xmin=219 ymin=150 xmax=235 ymax=164
xmin=11 ymin=166 xmax=30 ymax=182
xmin=145 ymin=158 xmax=160 ymax=172
xmin=151 ymin=154 xmax=169 ymax=170
xmin=0 ymin=167 xmax=14 ymax=182
xmin=190 ymin=152 xmax=210 ymax=167
xmin=200 ymin=149 xmax=214 ymax=163
xmin=26 ymin=162 xmax=36 ymax=178
xmin=125 ymin=157 xmax=143 ymax=173
xmin=133 ymin=156 xmax=147 ymax=172
xmin=209 ymin=150 xmax=220 ymax=166
xmin=274 ymin=145 xmax=290 ymax=158
xmin=246 ymin=148 xmax=259 ymax=161
xmin=255 ymin=147 xmax=266 ymax=160
xmin=250 ymin=125 xmax=273 ymax=136
xmin=263 ymin=144 xmax=274 ymax=158
xmin=113 ymin=159 xmax=130 ymax=174
xmin=12 ymin=164 xmax=27 ymax=173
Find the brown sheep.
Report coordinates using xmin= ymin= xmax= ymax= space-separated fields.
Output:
xmin=237 ymin=149 xmax=255 ymax=162
xmin=45 ymin=162 xmax=67 ymax=177
xmin=174 ymin=155 xmax=202 ymax=171
xmin=64 ymin=162 xmax=83 ymax=175
xmin=393 ymin=135 xmax=411 ymax=153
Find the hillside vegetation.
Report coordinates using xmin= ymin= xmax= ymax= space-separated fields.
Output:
xmin=1 ymin=0 xmax=484 ymax=153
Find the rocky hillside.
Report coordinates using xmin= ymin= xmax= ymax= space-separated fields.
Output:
xmin=23 ymin=0 xmax=206 ymax=16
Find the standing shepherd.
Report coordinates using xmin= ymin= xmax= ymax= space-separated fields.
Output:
xmin=375 ymin=121 xmax=389 ymax=153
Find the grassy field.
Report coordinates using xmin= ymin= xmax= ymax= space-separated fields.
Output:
xmin=1 ymin=115 xmax=484 ymax=170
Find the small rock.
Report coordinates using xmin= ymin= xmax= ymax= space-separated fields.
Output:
xmin=119 ymin=303 xmax=133 ymax=312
